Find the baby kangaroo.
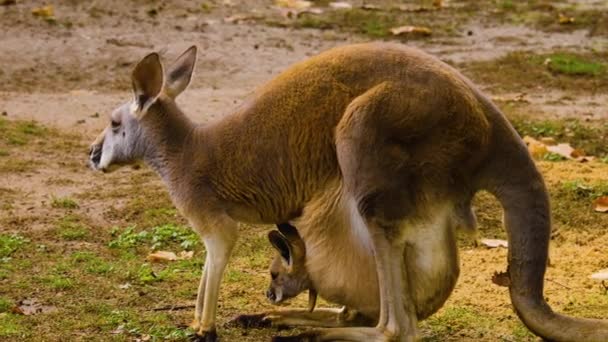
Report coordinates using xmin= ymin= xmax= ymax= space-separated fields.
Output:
xmin=89 ymin=43 xmax=608 ymax=341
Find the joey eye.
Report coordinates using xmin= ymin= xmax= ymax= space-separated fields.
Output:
xmin=271 ymin=272 xmax=278 ymax=280
xmin=111 ymin=120 xmax=121 ymax=129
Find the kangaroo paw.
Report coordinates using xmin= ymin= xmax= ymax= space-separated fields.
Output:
xmin=226 ymin=313 xmax=272 ymax=329
xmin=190 ymin=329 xmax=218 ymax=342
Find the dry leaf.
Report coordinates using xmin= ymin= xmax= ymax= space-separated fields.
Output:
xmin=523 ymin=136 xmax=548 ymax=159
xmin=590 ymin=268 xmax=608 ymax=280
xmin=546 ymin=143 xmax=584 ymax=159
xmin=540 ymin=137 xmax=556 ymax=146
xmin=275 ymin=0 xmax=312 ymax=9
xmin=147 ymin=251 xmax=178 ymax=263
xmin=329 ymin=2 xmax=352 ymax=10
xmin=32 ymin=5 xmax=54 ymax=18
xmin=480 ymin=238 xmax=508 ymax=248
xmin=178 ymin=250 xmax=194 ymax=260
xmin=491 ymin=271 xmax=511 ymax=287
xmin=593 ymin=196 xmax=608 ymax=213
xmin=390 ymin=25 xmax=432 ymax=37
xmin=118 ymin=283 xmax=131 ymax=289
xmin=11 ymin=299 xmax=56 ymax=316
xmin=1 ymin=0 xmax=17 ymax=6
xmin=558 ymin=13 xmax=575 ymax=25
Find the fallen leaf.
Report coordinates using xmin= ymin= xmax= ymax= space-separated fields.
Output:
xmin=32 ymin=5 xmax=54 ymax=18
xmin=118 ymin=283 xmax=132 ymax=290
xmin=11 ymin=299 xmax=56 ymax=316
xmin=390 ymin=25 xmax=432 ymax=37
xmin=275 ymin=0 xmax=312 ymax=9
xmin=329 ymin=2 xmax=352 ymax=10
xmin=1 ymin=0 xmax=17 ymax=6
xmin=593 ymin=196 xmax=608 ymax=213
xmin=558 ymin=13 xmax=575 ymax=25
xmin=147 ymin=251 xmax=178 ymax=263
xmin=546 ymin=143 xmax=585 ymax=159
xmin=491 ymin=271 xmax=510 ymax=287
xmin=523 ymin=136 xmax=548 ymax=159
xmin=480 ymin=238 xmax=508 ymax=248
xmin=590 ymin=268 xmax=608 ymax=280
xmin=540 ymin=137 xmax=557 ymax=146
xmin=110 ymin=324 xmax=125 ymax=335
xmin=178 ymin=250 xmax=194 ymax=260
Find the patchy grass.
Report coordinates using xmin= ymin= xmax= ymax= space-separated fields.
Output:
xmin=547 ymin=53 xmax=606 ymax=76
xmin=275 ymin=5 xmax=466 ymax=39
xmin=51 ymin=196 xmax=79 ymax=209
xmin=0 ymin=233 xmax=29 ymax=259
xmin=463 ymin=51 xmax=608 ymax=94
xmin=510 ymin=117 xmax=608 ymax=158
xmin=108 ymin=224 xmax=199 ymax=251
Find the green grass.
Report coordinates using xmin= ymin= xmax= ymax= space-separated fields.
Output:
xmin=0 ymin=233 xmax=29 ymax=259
xmin=55 ymin=215 xmax=90 ymax=241
xmin=547 ymin=53 xmax=605 ymax=76
xmin=0 ymin=118 xmax=48 ymax=146
xmin=0 ymin=314 xmax=25 ymax=338
xmin=51 ymin=197 xmax=79 ymax=209
xmin=510 ymin=118 xmax=608 ymax=158
xmin=109 ymin=224 xmax=199 ymax=251
xmin=41 ymin=275 xmax=74 ymax=291
xmin=560 ymin=179 xmax=608 ymax=200
xmin=0 ymin=297 xmax=12 ymax=313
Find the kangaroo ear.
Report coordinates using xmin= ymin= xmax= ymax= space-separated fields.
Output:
xmin=277 ymin=223 xmax=300 ymax=241
xmin=165 ymin=45 xmax=197 ymax=99
xmin=268 ymin=230 xmax=293 ymax=266
xmin=132 ymin=52 xmax=164 ymax=115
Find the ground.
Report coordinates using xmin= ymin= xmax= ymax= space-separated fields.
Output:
xmin=1 ymin=0 xmax=607 ymax=341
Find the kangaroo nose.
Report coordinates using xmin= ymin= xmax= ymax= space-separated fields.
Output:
xmin=266 ymin=289 xmax=276 ymax=302
xmin=89 ymin=145 xmax=102 ymax=166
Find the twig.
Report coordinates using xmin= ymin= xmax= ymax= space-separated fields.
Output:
xmin=152 ymin=304 xmax=195 ymax=312
xmin=547 ymin=278 xmax=572 ymax=290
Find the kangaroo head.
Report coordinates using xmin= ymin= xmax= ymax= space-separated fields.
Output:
xmin=266 ymin=223 xmax=312 ymax=305
xmin=88 ymin=46 xmax=197 ymax=172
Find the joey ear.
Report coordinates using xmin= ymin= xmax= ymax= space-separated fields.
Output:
xmin=131 ymin=52 xmax=164 ymax=113
xmin=277 ymin=223 xmax=301 ymax=242
xmin=268 ymin=230 xmax=292 ymax=266
xmin=164 ymin=45 xmax=197 ymax=99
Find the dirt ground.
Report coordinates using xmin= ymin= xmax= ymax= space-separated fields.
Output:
xmin=1 ymin=0 xmax=607 ymax=341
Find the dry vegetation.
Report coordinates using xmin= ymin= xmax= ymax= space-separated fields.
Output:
xmin=1 ymin=0 xmax=607 ymax=341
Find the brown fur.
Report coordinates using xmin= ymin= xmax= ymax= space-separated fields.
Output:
xmin=89 ymin=43 xmax=608 ymax=342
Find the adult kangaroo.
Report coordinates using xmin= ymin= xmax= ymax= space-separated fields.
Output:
xmin=89 ymin=43 xmax=608 ymax=341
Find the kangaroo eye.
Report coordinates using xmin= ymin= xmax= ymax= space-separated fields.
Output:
xmin=111 ymin=120 xmax=121 ymax=129
xmin=271 ymin=272 xmax=278 ymax=280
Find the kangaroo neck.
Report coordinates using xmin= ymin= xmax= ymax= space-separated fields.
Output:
xmin=141 ymin=98 xmax=195 ymax=188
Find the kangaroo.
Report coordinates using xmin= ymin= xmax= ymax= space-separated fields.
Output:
xmin=89 ymin=43 xmax=608 ymax=341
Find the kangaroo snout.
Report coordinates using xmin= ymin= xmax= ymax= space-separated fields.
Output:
xmin=266 ymin=288 xmax=283 ymax=304
xmin=89 ymin=144 xmax=102 ymax=169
